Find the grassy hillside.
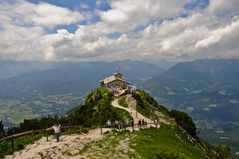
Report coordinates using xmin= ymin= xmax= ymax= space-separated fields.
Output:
xmin=61 ymin=124 xmax=229 ymax=159
xmin=131 ymin=125 xmax=203 ymax=159
xmin=67 ymin=86 xmax=132 ymax=126
xmin=132 ymin=90 xmax=170 ymax=118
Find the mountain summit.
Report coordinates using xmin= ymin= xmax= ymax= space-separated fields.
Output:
xmin=1 ymin=74 xmax=230 ymax=158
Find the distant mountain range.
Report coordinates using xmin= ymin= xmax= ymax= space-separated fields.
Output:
xmin=142 ymin=59 xmax=239 ymax=121
xmin=0 ymin=60 xmax=53 ymax=80
xmin=163 ymin=59 xmax=239 ymax=82
xmin=0 ymin=60 xmax=162 ymax=97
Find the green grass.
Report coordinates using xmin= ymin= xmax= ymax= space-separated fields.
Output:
xmin=62 ymin=127 xmax=90 ymax=135
xmin=61 ymin=125 xmax=209 ymax=159
xmin=111 ymin=107 xmax=133 ymax=123
xmin=135 ymin=100 xmax=159 ymax=119
xmin=130 ymin=124 xmax=203 ymax=159
xmin=132 ymin=90 xmax=170 ymax=119
xmin=118 ymin=96 xmax=128 ymax=108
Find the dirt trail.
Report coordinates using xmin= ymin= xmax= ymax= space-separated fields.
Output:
xmin=112 ymin=96 xmax=154 ymax=125
xmin=113 ymin=94 xmax=170 ymax=125
xmin=5 ymin=128 xmax=110 ymax=159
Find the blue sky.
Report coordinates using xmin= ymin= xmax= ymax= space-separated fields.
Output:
xmin=28 ymin=0 xmax=97 ymax=10
xmin=184 ymin=0 xmax=209 ymax=10
xmin=0 ymin=0 xmax=238 ymax=62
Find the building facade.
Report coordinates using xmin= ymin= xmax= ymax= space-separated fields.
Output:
xmin=100 ymin=72 xmax=129 ymax=89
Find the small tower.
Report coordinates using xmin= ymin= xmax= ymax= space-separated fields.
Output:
xmin=113 ymin=72 xmax=123 ymax=79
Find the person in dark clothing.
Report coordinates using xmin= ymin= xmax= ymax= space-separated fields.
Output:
xmin=131 ymin=119 xmax=134 ymax=131
xmin=142 ymin=119 xmax=145 ymax=128
xmin=138 ymin=119 xmax=141 ymax=128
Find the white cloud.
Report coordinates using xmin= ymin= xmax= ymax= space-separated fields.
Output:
xmin=0 ymin=0 xmax=83 ymax=28
xmin=0 ymin=0 xmax=84 ymax=61
xmin=207 ymin=0 xmax=239 ymax=15
xmin=135 ymin=12 xmax=239 ymax=60
xmin=99 ymin=0 xmax=190 ymax=31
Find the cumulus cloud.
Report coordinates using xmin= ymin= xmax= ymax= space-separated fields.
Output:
xmin=0 ymin=1 xmax=83 ymax=29
xmin=195 ymin=19 xmax=239 ymax=49
xmin=99 ymin=0 xmax=190 ymax=31
xmin=0 ymin=0 xmax=84 ymax=60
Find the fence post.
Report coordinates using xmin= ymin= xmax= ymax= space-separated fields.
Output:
xmin=31 ymin=131 xmax=34 ymax=143
xmin=46 ymin=130 xmax=48 ymax=142
xmin=11 ymin=139 xmax=14 ymax=151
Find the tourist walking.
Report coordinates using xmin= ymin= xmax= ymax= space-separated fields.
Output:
xmin=131 ymin=119 xmax=134 ymax=131
xmin=138 ymin=119 xmax=141 ymax=129
xmin=48 ymin=123 xmax=61 ymax=142
xmin=144 ymin=121 xmax=148 ymax=128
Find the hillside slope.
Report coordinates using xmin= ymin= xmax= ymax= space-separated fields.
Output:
xmin=6 ymin=125 xmax=218 ymax=159
xmin=2 ymin=87 xmax=230 ymax=159
xmin=142 ymin=59 xmax=239 ymax=154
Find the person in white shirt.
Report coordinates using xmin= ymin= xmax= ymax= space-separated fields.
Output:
xmin=50 ymin=123 xmax=61 ymax=142
xmin=106 ymin=120 xmax=111 ymax=126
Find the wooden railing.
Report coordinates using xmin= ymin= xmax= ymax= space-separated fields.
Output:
xmin=0 ymin=125 xmax=84 ymax=151
xmin=0 ymin=122 xmax=160 ymax=151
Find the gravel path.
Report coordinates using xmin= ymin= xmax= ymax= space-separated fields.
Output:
xmin=111 ymin=97 xmax=154 ymax=125
xmin=5 ymin=128 xmax=110 ymax=159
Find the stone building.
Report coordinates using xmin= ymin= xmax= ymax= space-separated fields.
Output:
xmin=100 ymin=72 xmax=129 ymax=89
